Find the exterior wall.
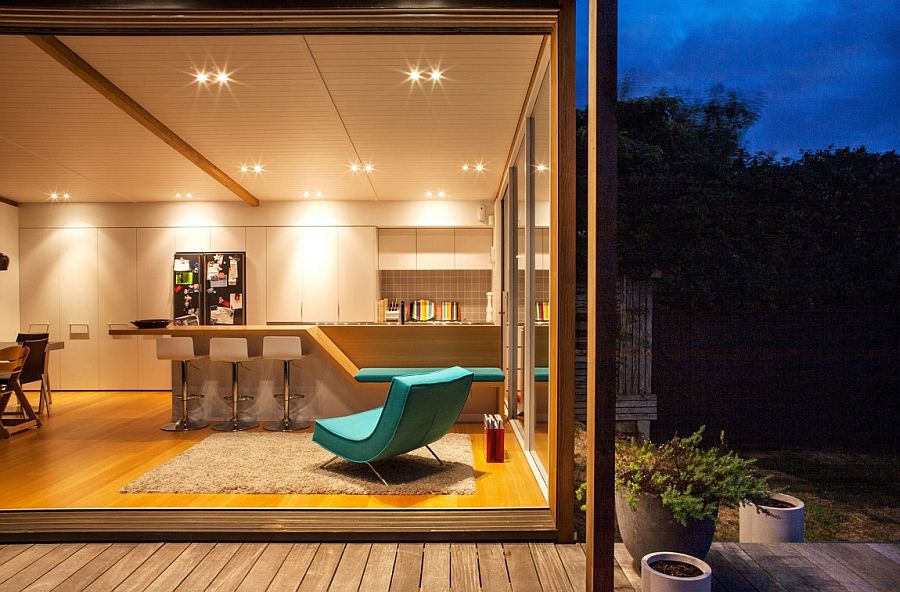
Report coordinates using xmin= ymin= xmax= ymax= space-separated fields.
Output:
xmin=0 ymin=202 xmax=19 ymax=337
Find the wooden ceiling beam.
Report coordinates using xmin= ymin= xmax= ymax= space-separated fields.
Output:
xmin=26 ymin=35 xmax=260 ymax=207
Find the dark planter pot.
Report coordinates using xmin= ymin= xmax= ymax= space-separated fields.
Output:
xmin=616 ymin=491 xmax=718 ymax=568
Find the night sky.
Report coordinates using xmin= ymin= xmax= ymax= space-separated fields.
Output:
xmin=575 ymin=0 xmax=900 ymax=156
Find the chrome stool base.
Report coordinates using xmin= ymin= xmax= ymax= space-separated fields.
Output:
xmin=161 ymin=418 xmax=209 ymax=432
xmin=211 ymin=419 xmax=258 ymax=432
xmin=264 ymin=418 xmax=310 ymax=432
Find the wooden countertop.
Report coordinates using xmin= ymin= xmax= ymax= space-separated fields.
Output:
xmin=108 ymin=324 xmax=496 ymax=336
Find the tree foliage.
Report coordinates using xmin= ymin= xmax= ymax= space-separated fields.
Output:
xmin=576 ymin=86 xmax=900 ymax=310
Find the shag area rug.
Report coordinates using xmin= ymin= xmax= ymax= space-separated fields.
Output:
xmin=121 ymin=432 xmax=475 ymax=495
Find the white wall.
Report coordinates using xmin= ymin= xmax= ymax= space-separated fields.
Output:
xmin=18 ymin=200 xmax=496 ymax=230
xmin=0 ymin=202 xmax=19 ymax=337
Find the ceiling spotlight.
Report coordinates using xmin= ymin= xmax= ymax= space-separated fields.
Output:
xmin=193 ymin=71 xmax=210 ymax=84
xmin=364 ymin=163 xmax=374 ymax=173
xmin=438 ymin=190 xmax=445 ymax=198
xmin=303 ymin=191 xmax=311 ymax=198
xmin=429 ymin=69 xmax=443 ymax=81
xmin=49 ymin=192 xmax=59 ymax=200
xmin=349 ymin=162 xmax=360 ymax=173
xmin=408 ymin=69 xmax=423 ymax=82
xmin=536 ymin=163 xmax=548 ymax=173
xmin=315 ymin=191 xmax=323 ymax=198
xmin=175 ymin=193 xmax=181 ymax=198
xmin=215 ymin=71 xmax=231 ymax=85
xmin=62 ymin=192 xmax=70 ymax=200
xmin=461 ymin=163 xmax=470 ymax=172
xmin=474 ymin=162 xmax=485 ymax=173
xmin=185 ymin=193 xmax=192 ymax=198
xmin=252 ymin=164 xmax=264 ymax=174
xmin=239 ymin=164 xmax=249 ymax=174
xmin=425 ymin=191 xmax=433 ymax=197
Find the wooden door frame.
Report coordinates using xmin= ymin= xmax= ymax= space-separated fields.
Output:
xmin=0 ymin=0 xmax=582 ymax=547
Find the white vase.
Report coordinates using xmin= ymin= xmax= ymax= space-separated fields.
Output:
xmin=485 ymin=292 xmax=493 ymax=323
xmin=641 ymin=552 xmax=712 ymax=592
xmin=739 ymin=493 xmax=805 ymax=543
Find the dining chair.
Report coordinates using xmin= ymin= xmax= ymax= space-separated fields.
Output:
xmin=0 ymin=345 xmax=41 ymax=438
xmin=15 ymin=333 xmax=51 ymax=416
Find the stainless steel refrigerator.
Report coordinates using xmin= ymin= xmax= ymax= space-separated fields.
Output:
xmin=173 ymin=252 xmax=246 ymax=325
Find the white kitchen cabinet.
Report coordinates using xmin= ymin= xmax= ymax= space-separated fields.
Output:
xmin=58 ymin=227 xmax=99 ymax=390
xmin=265 ymin=227 xmax=303 ymax=322
xmin=175 ymin=226 xmax=210 ymax=252
xmin=98 ymin=227 xmax=138 ymax=390
xmin=210 ymin=226 xmax=246 ymax=252
xmin=301 ymin=226 xmax=339 ymax=322
xmin=338 ymin=226 xmax=377 ymax=322
xmin=454 ymin=228 xmax=492 ymax=270
xmin=18 ymin=228 xmax=61 ymax=389
xmin=136 ymin=227 xmax=175 ymax=390
xmin=244 ymin=227 xmax=267 ymax=325
xmin=378 ymin=228 xmax=416 ymax=270
xmin=416 ymin=228 xmax=454 ymax=270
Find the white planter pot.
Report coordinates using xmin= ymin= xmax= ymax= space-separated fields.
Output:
xmin=641 ymin=552 xmax=712 ymax=592
xmin=739 ymin=493 xmax=805 ymax=543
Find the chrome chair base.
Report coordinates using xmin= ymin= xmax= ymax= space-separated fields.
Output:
xmin=211 ymin=419 xmax=258 ymax=432
xmin=264 ymin=418 xmax=310 ymax=432
xmin=161 ymin=418 xmax=209 ymax=432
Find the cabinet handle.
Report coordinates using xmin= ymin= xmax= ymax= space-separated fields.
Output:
xmin=107 ymin=322 xmax=131 ymax=329
xmin=69 ymin=323 xmax=90 ymax=336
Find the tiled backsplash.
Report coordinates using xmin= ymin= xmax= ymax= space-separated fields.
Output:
xmin=518 ymin=269 xmax=550 ymax=320
xmin=380 ymin=270 xmax=492 ymax=322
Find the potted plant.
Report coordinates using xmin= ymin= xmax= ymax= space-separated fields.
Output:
xmin=739 ymin=492 xmax=804 ymax=542
xmin=614 ymin=427 xmax=770 ymax=567
xmin=641 ymin=551 xmax=712 ymax=592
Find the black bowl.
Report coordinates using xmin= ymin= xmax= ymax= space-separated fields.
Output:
xmin=131 ymin=319 xmax=171 ymax=329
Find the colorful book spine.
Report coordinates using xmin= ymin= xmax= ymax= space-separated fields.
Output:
xmin=483 ymin=413 xmax=505 ymax=463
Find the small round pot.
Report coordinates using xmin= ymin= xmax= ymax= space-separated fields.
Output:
xmin=641 ymin=552 xmax=712 ymax=592
xmin=616 ymin=491 xmax=717 ymax=568
xmin=739 ymin=493 xmax=804 ymax=543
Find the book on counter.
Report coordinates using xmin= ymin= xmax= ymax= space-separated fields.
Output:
xmin=483 ymin=413 xmax=505 ymax=463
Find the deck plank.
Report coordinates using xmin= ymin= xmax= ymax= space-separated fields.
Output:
xmin=451 ymin=543 xmax=480 ymax=592
xmin=298 ymin=543 xmax=345 ymax=592
xmin=81 ymin=543 xmax=164 ymax=592
xmin=358 ymin=543 xmax=397 ymax=592
xmin=705 ymin=546 xmax=756 ymax=592
xmin=816 ymin=543 xmax=900 ymax=591
xmin=476 ymin=543 xmax=511 ymax=592
xmin=766 ymin=544 xmax=847 ymax=592
xmin=0 ymin=545 xmax=32 ymax=567
xmin=235 ymin=543 xmax=293 ymax=592
xmin=207 ymin=542 xmax=268 ymax=592
xmin=50 ymin=543 xmax=137 ymax=592
xmin=613 ymin=561 xmax=637 ymax=592
xmin=111 ymin=543 xmax=191 ymax=592
xmin=612 ymin=543 xmax=642 ymax=591
xmin=20 ymin=543 xmax=110 ymax=592
xmin=716 ymin=542 xmax=788 ymax=592
xmin=0 ymin=543 xmax=61 ymax=586
xmin=173 ymin=542 xmax=239 ymax=591
xmin=144 ymin=542 xmax=216 ymax=592
xmin=421 ymin=542 xmax=450 ymax=592
xmin=554 ymin=543 xmax=586 ymax=592
xmin=0 ymin=544 xmax=83 ymax=592
xmin=794 ymin=544 xmax=879 ymax=592
xmin=502 ymin=544 xmax=542 ymax=592
xmin=867 ymin=543 xmax=900 ymax=565
xmin=741 ymin=543 xmax=823 ymax=592
xmin=328 ymin=543 xmax=371 ymax=592
xmin=530 ymin=543 xmax=573 ymax=592
xmin=267 ymin=544 xmax=318 ymax=592
xmin=389 ymin=543 xmax=423 ymax=592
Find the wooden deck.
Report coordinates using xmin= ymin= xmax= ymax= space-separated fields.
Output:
xmin=0 ymin=541 xmax=896 ymax=591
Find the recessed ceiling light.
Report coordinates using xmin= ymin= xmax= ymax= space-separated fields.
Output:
xmin=364 ymin=163 xmax=375 ymax=173
xmin=175 ymin=193 xmax=182 ymax=198
xmin=303 ymin=191 xmax=311 ymax=198
xmin=349 ymin=162 xmax=360 ymax=173
xmin=185 ymin=193 xmax=192 ymax=198
xmin=252 ymin=164 xmax=264 ymax=174
xmin=239 ymin=164 xmax=249 ymax=174
xmin=461 ymin=163 xmax=470 ymax=172
xmin=62 ymin=192 xmax=70 ymax=200
xmin=408 ymin=69 xmax=423 ymax=82
xmin=193 ymin=71 xmax=210 ymax=84
xmin=438 ymin=190 xmax=445 ymax=198
xmin=430 ymin=69 xmax=443 ymax=81
xmin=425 ymin=191 xmax=433 ymax=197
xmin=49 ymin=192 xmax=59 ymax=200
xmin=474 ymin=162 xmax=486 ymax=173
xmin=315 ymin=191 xmax=323 ymax=198
xmin=215 ymin=71 xmax=231 ymax=85
xmin=536 ymin=163 xmax=548 ymax=173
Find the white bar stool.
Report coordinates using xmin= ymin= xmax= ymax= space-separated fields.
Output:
xmin=156 ymin=337 xmax=208 ymax=432
xmin=262 ymin=336 xmax=309 ymax=432
xmin=209 ymin=337 xmax=258 ymax=432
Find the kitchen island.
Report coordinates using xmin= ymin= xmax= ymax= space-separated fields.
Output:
xmin=109 ymin=324 xmax=504 ymax=425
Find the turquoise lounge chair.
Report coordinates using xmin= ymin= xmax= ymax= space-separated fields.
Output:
xmin=313 ymin=366 xmax=475 ymax=485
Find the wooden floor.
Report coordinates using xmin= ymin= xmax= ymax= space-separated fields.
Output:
xmin=0 ymin=542 xmax=896 ymax=591
xmin=0 ymin=391 xmax=546 ymax=510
